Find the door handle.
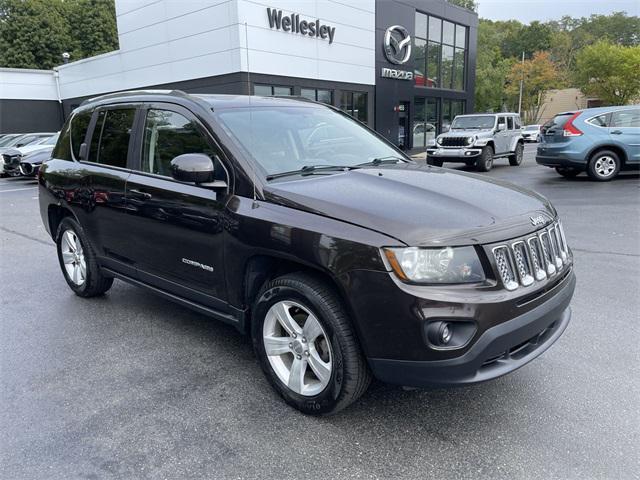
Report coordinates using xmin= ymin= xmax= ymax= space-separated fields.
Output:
xmin=611 ymin=130 xmax=623 ymax=135
xmin=129 ymin=189 xmax=152 ymax=200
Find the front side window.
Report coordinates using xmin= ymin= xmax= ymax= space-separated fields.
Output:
xmin=141 ymin=109 xmax=220 ymax=177
xmin=610 ymin=109 xmax=640 ymax=128
xmin=216 ymin=106 xmax=401 ymax=176
xmin=88 ymin=108 xmax=135 ymax=168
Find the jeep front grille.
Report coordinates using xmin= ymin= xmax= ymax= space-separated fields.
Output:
xmin=492 ymin=222 xmax=571 ymax=291
xmin=439 ymin=137 xmax=470 ymax=147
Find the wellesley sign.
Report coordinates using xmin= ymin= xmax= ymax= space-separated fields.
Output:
xmin=266 ymin=8 xmax=336 ymax=44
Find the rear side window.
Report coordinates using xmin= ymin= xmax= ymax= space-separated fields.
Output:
xmin=88 ymin=108 xmax=136 ymax=168
xmin=514 ymin=117 xmax=522 ymax=129
xmin=52 ymin=120 xmax=73 ymax=161
xmin=611 ymin=109 xmax=640 ymax=128
xmin=507 ymin=117 xmax=514 ymax=130
xmin=587 ymin=114 xmax=609 ymax=127
xmin=70 ymin=110 xmax=92 ymax=160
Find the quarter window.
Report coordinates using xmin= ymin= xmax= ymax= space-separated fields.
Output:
xmin=70 ymin=110 xmax=92 ymax=160
xmin=88 ymin=108 xmax=135 ymax=168
xmin=587 ymin=114 xmax=609 ymax=127
xmin=141 ymin=109 xmax=222 ymax=178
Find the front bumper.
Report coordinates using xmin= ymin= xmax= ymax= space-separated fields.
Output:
xmin=427 ymin=147 xmax=482 ymax=161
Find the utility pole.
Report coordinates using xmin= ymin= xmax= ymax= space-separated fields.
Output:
xmin=518 ymin=51 xmax=525 ymax=116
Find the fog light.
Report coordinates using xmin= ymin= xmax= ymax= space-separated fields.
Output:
xmin=439 ymin=322 xmax=452 ymax=344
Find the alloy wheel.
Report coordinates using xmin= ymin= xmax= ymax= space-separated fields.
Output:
xmin=262 ymin=300 xmax=333 ymax=396
xmin=594 ymin=156 xmax=616 ymax=178
xmin=61 ymin=229 xmax=86 ymax=286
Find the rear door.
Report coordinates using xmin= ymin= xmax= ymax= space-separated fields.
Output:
xmin=609 ymin=108 xmax=640 ymax=164
xmin=80 ymin=105 xmax=138 ymax=276
xmin=121 ymin=103 xmax=232 ymax=310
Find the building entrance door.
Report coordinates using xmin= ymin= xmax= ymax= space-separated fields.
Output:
xmin=397 ymin=101 xmax=410 ymax=149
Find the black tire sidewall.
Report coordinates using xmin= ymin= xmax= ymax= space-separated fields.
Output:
xmin=509 ymin=143 xmax=524 ymax=166
xmin=477 ymin=146 xmax=493 ymax=172
xmin=588 ymin=150 xmax=620 ymax=181
xmin=56 ymin=217 xmax=95 ymax=295
xmin=252 ymin=283 xmax=347 ymax=415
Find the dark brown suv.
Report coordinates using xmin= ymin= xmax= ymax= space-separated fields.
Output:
xmin=39 ymin=91 xmax=575 ymax=414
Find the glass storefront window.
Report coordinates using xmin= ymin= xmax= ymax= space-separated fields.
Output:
xmin=413 ymin=97 xmax=439 ymax=149
xmin=301 ymin=88 xmax=333 ymax=104
xmin=414 ymin=38 xmax=426 ymax=87
xmin=415 ymin=12 xmax=428 ymax=39
xmin=340 ymin=91 xmax=368 ymax=123
xmin=426 ymin=41 xmax=441 ymax=88
xmin=453 ymin=48 xmax=465 ymax=91
xmin=442 ymin=99 xmax=465 ymax=133
xmin=442 ymin=21 xmax=455 ymax=45
xmin=255 ymin=84 xmax=293 ymax=96
xmin=455 ymin=24 xmax=466 ymax=48
xmin=428 ymin=17 xmax=441 ymax=42
xmin=441 ymin=45 xmax=454 ymax=89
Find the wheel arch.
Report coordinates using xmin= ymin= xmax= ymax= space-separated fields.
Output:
xmin=47 ymin=205 xmax=78 ymax=240
xmin=587 ymin=144 xmax=628 ymax=166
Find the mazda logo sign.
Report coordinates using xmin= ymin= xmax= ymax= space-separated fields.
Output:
xmin=383 ymin=25 xmax=411 ymax=65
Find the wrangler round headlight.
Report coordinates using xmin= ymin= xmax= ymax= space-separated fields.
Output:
xmin=465 ymin=136 xmax=474 ymax=145
xmin=436 ymin=137 xmax=444 ymax=145
xmin=383 ymin=246 xmax=486 ymax=284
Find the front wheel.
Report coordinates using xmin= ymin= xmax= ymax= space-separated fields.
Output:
xmin=476 ymin=146 xmax=494 ymax=172
xmin=56 ymin=217 xmax=114 ymax=297
xmin=252 ymin=273 xmax=371 ymax=415
xmin=509 ymin=142 xmax=524 ymax=166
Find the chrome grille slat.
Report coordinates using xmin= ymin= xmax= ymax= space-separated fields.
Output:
xmin=492 ymin=221 xmax=571 ymax=291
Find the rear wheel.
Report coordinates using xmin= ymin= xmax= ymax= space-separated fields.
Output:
xmin=555 ymin=167 xmax=581 ymax=178
xmin=476 ymin=146 xmax=494 ymax=172
xmin=587 ymin=150 xmax=620 ymax=181
xmin=56 ymin=217 xmax=113 ymax=297
xmin=252 ymin=273 xmax=371 ymax=415
xmin=509 ymin=142 xmax=524 ymax=166
xmin=427 ymin=158 xmax=443 ymax=167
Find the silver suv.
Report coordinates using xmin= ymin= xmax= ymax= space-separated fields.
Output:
xmin=427 ymin=113 xmax=525 ymax=172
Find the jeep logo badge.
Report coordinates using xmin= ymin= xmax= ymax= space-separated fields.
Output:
xmin=383 ymin=25 xmax=411 ymax=65
xmin=530 ymin=215 xmax=546 ymax=226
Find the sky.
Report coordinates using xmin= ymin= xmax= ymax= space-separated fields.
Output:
xmin=477 ymin=0 xmax=640 ymax=23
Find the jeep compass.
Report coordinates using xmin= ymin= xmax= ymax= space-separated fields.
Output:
xmin=39 ymin=91 xmax=575 ymax=414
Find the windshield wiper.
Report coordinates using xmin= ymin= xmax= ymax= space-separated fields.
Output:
xmin=356 ymin=156 xmax=405 ymax=167
xmin=266 ymin=164 xmax=355 ymax=181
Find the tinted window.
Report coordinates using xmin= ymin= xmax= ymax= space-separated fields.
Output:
xmin=142 ymin=109 xmax=220 ymax=177
xmin=611 ymin=109 xmax=640 ymax=128
xmin=542 ymin=113 xmax=575 ymax=133
xmin=588 ymin=114 xmax=609 ymax=127
xmin=89 ymin=108 xmax=135 ymax=168
xmin=70 ymin=110 xmax=92 ymax=160
xmin=52 ymin=120 xmax=73 ymax=161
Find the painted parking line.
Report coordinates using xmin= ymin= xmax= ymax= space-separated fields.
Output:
xmin=0 ymin=187 xmax=38 ymax=193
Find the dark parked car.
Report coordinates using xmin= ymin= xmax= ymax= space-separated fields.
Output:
xmin=19 ymin=147 xmax=53 ymax=177
xmin=39 ymin=91 xmax=575 ymax=414
xmin=536 ymin=106 xmax=640 ymax=180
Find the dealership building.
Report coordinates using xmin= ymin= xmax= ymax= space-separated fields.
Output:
xmin=0 ymin=0 xmax=477 ymax=151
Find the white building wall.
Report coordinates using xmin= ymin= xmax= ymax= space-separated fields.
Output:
xmin=0 ymin=68 xmax=58 ymax=100
xmin=2 ymin=0 xmax=376 ymax=102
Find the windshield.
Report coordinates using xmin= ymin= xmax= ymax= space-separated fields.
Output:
xmin=0 ymin=135 xmax=19 ymax=147
xmin=216 ymin=106 xmax=404 ymax=176
xmin=451 ymin=116 xmax=496 ymax=130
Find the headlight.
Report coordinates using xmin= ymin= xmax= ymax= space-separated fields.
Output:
xmin=465 ymin=136 xmax=474 ymax=146
xmin=383 ymin=246 xmax=486 ymax=284
xmin=436 ymin=137 xmax=444 ymax=145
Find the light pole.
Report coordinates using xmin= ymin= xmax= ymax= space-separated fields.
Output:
xmin=517 ymin=51 xmax=524 ymax=117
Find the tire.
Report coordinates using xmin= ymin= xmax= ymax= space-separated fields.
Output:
xmin=252 ymin=272 xmax=371 ymax=415
xmin=427 ymin=158 xmax=443 ymax=167
xmin=587 ymin=150 xmax=620 ymax=181
xmin=476 ymin=145 xmax=494 ymax=172
xmin=509 ymin=142 xmax=524 ymax=166
xmin=56 ymin=217 xmax=114 ymax=297
xmin=555 ymin=167 xmax=581 ymax=178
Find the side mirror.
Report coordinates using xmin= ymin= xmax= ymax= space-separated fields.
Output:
xmin=497 ymin=123 xmax=506 ymax=132
xmin=170 ymin=153 xmax=216 ymax=184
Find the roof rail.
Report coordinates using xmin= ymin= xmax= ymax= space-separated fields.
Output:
xmin=80 ymin=89 xmax=191 ymax=106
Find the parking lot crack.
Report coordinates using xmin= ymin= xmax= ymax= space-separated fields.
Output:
xmin=0 ymin=226 xmax=52 ymax=246
xmin=571 ymin=247 xmax=639 ymax=258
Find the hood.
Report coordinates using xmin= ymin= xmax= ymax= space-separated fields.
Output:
xmin=4 ymin=144 xmax=51 ymax=156
xmin=440 ymin=128 xmax=492 ymax=137
xmin=264 ymin=163 xmax=555 ymax=246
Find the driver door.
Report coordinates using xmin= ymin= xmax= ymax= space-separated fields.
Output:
xmin=122 ymin=103 xmax=232 ymax=310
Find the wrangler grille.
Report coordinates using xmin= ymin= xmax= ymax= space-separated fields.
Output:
xmin=492 ymin=222 xmax=571 ymax=291
xmin=439 ymin=137 xmax=471 ymax=147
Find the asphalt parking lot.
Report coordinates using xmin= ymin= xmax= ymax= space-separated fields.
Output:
xmin=1 ymin=143 xmax=639 ymax=479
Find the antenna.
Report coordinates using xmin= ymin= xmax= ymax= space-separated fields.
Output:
xmin=245 ymin=21 xmax=259 ymax=209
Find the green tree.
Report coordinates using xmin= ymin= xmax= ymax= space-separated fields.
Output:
xmin=574 ymin=41 xmax=640 ymax=105
xmin=0 ymin=0 xmax=118 ymax=69
xmin=446 ymin=0 xmax=478 ymax=12
xmin=0 ymin=0 xmax=72 ymax=69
